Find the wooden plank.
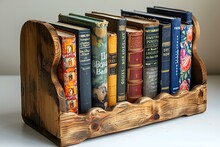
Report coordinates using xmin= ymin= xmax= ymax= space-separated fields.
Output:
xmin=20 ymin=20 xmax=62 ymax=138
xmin=191 ymin=15 xmax=207 ymax=87
xmin=60 ymin=84 xmax=206 ymax=146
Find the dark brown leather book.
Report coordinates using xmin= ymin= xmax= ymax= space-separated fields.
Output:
xmin=126 ymin=27 xmax=143 ymax=102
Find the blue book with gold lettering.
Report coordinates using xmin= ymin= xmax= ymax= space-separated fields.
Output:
xmin=59 ymin=13 xmax=108 ymax=109
xmin=121 ymin=10 xmax=181 ymax=94
xmin=158 ymin=23 xmax=171 ymax=93
xmin=51 ymin=22 xmax=92 ymax=114
xmin=146 ymin=6 xmax=193 ymax=91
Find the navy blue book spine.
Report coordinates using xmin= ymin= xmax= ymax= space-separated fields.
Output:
xmin=147 ymin=7 xmax=192 ymax=24
xmin=77 ymin=30 xmax=92 ymax=113
xmin=158 ymin=24 xmax=171 ymax=93
xmin=169 ymin=19 xmax=181 ymax=94
xmin=50 ymin=23 xmax=92 ymax=113
xmin=121 ymin=10 xmax=181 ymax=94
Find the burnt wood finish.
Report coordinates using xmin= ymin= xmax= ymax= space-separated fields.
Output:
xmin=20 ymin=15 xmax=207 ymax=147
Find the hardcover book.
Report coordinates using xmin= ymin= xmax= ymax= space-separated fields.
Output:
xmin=126 ymin=27 xmax=143 ymax=102
xmin=56 ymin=29 xmax=78 ymax=113
xmin=148 ymin=6 xmax=192 ymax=24
xmin=179 ymin=24 xmax=193 ymax=90
xmin=51 ymin=22 xmax=92 ymax=114
xmin=123 ymin=16 xmax=159 ymax=98
xmin=158 ymin=23 xmax=171 ymax=93
xmin=146 ymin=6 xmax=193 ymax=91
xmin=58 ymin=14 xmax=108 ymax=109
xmin=85 ymin=12 xmax=127 ymax=102
xmin=107 ymin=32 xmax=117 ymax=107
xmin=121 ymin=10 xmax=181 ymax=94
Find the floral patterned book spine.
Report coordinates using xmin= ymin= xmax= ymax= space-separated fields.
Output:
xmin=179 ymin=24 xmax=193 ymax=90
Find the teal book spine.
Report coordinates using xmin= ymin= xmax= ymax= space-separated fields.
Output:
xmin=85 ymin=12 xmax=127 ymax=102
xmin=59 ymin=14 xmax=108 ymax=109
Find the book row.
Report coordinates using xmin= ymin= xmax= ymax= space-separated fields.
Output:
xmin=50 ymin=6 xmax=193 ymax=114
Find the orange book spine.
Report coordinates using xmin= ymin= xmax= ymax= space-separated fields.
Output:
xmin=58 ymin=32 xmax=78 ymax=113
xmin=107 ymin=32 xmax=117 ymax=107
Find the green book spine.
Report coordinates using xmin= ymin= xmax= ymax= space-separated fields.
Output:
xmin=59 ymin=14 xmax=108 ymax=109
xmin=85 ymin=12 xmax=127 ymax=102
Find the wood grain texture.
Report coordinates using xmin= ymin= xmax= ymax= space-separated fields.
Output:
xmin=20 ymin=20 xmax=64 ymax=139
xmin=20 ymin=15 xmax=207 ymax=147
xmin=191 ymin=15 xmax=207 ymax=87
xmin=59 ymin=84 xmax=206 ymax=146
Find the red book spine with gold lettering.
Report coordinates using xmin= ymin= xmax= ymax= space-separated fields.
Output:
xmin=57 ymin=29 xmax=78 ymax=113
xmin=126 ymin=27 xmax=143 ymax=102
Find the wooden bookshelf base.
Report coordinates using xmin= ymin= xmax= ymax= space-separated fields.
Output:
xmin=20 ymin=15 xmax=207 ymax=147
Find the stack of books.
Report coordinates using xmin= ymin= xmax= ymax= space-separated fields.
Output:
xmin=49 ymin=6 xmax=193 ymax=114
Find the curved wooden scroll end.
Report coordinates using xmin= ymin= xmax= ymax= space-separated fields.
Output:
xmin=59 ymin=84 xmax=207 ymax=146
xmin=42 ymin=22 xmax=67 ymax=112
xmin=33 ymin=21 xmax=66 ymax=112
xmin=191 ymin=15 xmax=207 ymax=87
xmin=20 ymin=20 xmax=67 ymax=140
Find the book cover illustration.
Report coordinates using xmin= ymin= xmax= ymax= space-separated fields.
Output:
xmin=91 ymin=24 xmax=108 ymax=109
xmin=179 ymin=24 xmax=193 ymax=90
xmin=59 ymin=34 xmax=78 ymax=113
xmin=59 ymin=14 xmax=108 ymax=109
xmin=85 ymin=12 xmax=127 ymax=102
xmin=51 ymin=22 xmax=92 ymax=114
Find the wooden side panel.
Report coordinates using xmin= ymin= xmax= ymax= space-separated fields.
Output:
xmin=191 ymin=15 xmax=207 ymax=87
xmin=60 ymin=84 xmax=207 ymax=146
xmin=20 ymin=20 xmax=63 ymax=139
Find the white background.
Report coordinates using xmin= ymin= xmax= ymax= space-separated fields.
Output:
xmin=0 ymin=0 xmax=220 ymax=75
xmin=0 ymin=75 xmax=220 ymax=147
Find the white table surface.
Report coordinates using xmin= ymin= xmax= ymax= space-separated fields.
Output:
xmin=0 ymin=75 xmax=220 ymax=147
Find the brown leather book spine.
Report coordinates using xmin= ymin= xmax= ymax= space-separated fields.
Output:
xmin=126 ymin=27 xmax=143 ymax=102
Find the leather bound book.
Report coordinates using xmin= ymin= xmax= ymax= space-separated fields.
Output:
xmin=59 ymin=14 xmax=108 ymax=109
xmin=124 ymin=16 xmax=159 ymax=98
xmin=51 ymin=22 xmax=92 ymax=114
xmin=107 ymin=32 xmax=117 ymax=107
xmin=85 ymin=12 xmax=127 ymax=102
xmin=56 ymin=29 xmax=78 ymax=113
xmin=126 ymin=27 xmax=143 ymax=102
xmin=127 ymin=81 xmax=143 ymax=103
xmin=121 ymin=10 xmax=181 ymax=95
